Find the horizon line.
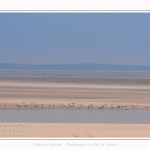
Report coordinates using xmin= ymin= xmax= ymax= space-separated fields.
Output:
xmin=1 ymin=62 xmax=150 ymax=67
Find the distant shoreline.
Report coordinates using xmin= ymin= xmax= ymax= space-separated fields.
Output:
xmin=1 ymin=63 xmax=150 ymax=71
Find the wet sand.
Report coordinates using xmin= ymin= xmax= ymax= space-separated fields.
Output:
xmin=0 ymin=123 xmax=150 ymax=137
xmin=0 ymin=78 xmax=150 ymax=109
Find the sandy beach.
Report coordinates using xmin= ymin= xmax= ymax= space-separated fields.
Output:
xmin=0 ymin=71 xmax=150 ymax=137
xmin=0 ymin=123 xmax=150 ymax=137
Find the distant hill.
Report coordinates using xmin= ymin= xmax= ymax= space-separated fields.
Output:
xmin=1 ymin=63 xmax=150 ymax=71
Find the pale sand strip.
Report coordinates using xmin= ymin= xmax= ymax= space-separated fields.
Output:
xmin=0 ymin=123 xmax=150 ymax=137
xmin=1 ymin=81 xmax=150 ymax=90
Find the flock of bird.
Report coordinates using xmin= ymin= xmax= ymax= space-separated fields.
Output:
xmin=3 ymin=102 xmax=147 ymax=110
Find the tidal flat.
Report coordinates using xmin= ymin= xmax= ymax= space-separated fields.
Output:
xmin=0 ymin=70 xmax=150 ymax=137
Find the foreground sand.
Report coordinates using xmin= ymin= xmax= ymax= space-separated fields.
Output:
xmin=0 ymin=123 xmax=150 ymax=137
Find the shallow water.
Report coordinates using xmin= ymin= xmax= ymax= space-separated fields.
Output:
xmin=1 ymin=70 xmax=150 ymax=77
xmin=0 ymin=108 xmax=150 ymax=124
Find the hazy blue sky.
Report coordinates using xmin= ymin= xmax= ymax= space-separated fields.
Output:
xmin=0 ymin=13 xmax=150 ymax=65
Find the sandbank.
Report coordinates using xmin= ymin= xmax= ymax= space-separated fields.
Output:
xmin=0 ymin=123 xmax=150 ymax=137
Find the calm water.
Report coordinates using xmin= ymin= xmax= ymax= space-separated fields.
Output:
xmin=1 ymin=70 xmax=150 ymax=77
xmin=0 ymin=108 xmax=150 ymax=124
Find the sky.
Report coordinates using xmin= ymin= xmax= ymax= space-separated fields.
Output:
xmin=0 ymin=13 xmax=150 ymax=66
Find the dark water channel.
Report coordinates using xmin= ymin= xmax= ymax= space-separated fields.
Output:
xmin=0 ymin=108 xmax=150 ymax=124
